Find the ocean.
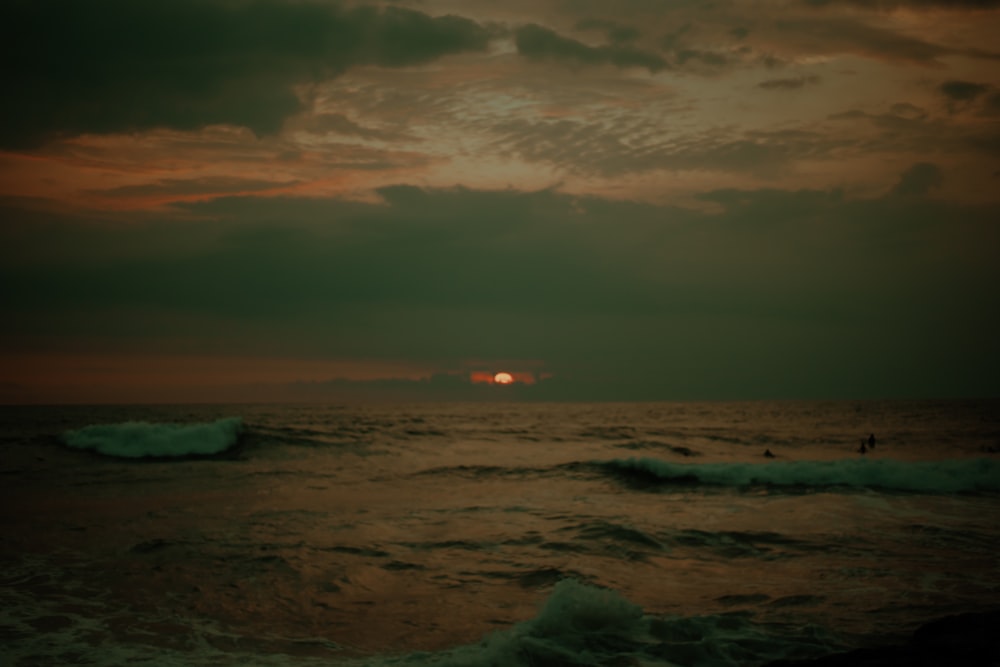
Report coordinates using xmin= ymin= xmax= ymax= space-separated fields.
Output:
xmin=2 ymin=399 xmax=999 ymax=666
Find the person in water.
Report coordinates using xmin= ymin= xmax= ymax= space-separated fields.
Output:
xmin=858 ymin=440 xmax=867 ymax=454
xmin=764 ymin=449 xmax=775 ymax=458
xmin=868 ymin=433 xmax=876 ymax=449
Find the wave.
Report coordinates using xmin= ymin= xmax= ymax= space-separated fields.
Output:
xmin=61 ymin=417 xmax=243 ymax=459
xmin=372 ymin=579 xmax=840 ymax=666
xmin=244 ymin=425 xmax=365 ymax=450
xmin=614 ymin=440 xmax=701 ymax=456
xmin=601 ymin=457 xmax=1000 ymax=493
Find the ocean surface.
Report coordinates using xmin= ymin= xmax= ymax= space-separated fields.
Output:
xmin=2 ymin=399 xmax=999 ymax=666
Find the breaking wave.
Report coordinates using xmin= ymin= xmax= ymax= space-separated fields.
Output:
xmin=602 ymin=457 xmax=1000 ymax=494
xmin=373 ymin=579 xmax=839 ymax=666
xmin=61 ymin=417 xmax=243 ymax=459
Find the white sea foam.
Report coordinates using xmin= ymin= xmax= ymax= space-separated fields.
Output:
xmin=61 ymin=417 xmax=243 ymax=458
xmin=606 ymin=457 xmax=1000 ymax=493
xmin=479 ymin=578 xmax=645 ymax=665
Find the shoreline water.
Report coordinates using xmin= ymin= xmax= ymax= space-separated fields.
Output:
xmin=2 ymin=400 xmax=998 ymax=666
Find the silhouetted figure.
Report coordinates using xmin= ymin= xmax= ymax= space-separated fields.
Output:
xmin=764 ymin=449 xmax=775 ymax=458
xmin=868 ymin=433 xmax=876 ymax=449
xmin=858 ymin=440 xmax=867 ymax=454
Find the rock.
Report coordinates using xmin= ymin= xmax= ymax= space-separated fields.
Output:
xmin=763 ymin=610 xmax=1000 ymax=667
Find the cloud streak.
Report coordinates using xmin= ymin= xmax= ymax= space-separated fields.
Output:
xmin=515 ymin=24 xmax=668 ymax=71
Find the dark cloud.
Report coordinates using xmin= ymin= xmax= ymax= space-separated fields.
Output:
xmin=987 ymin=92 xmax=1000 ymax=113
xmin=940 ymin=80 xmax=990 ymax=101
xmin=675 ymin=49 xmax=732 ymax=67
xmin=771 ymin=17 xmax=1000 ymax=67
xmin=935 ymin=81 xmax=1000 ymax=116
xmin=659 ymin=24 xmax=693 ymax=51
xmin=759 ymin=53 xmax=790 ymax=69
xmin=574 ymin=18 xmax=641 ymax=44
xmin=0 ymin=0 xmax=492 ymax=149
xmin=656 ymin=25 xmax=738 ymax=70
xmin=758 ymin=75 xmax=822 ymax=90
xmin=3 ymin=185 xmax=998 ymax=399
xmin=891 ymin=162 xmax=944 ymax=196
xmin=827 ymin=104 xmax=1000 ymax=158
xmin=829 ymin=108 xmax=917 ymax=127
xmin=515 ymin=24 xmax=668 ymax=71
xmin=775 ymin=18 xmax=951 ymax=65
xmin=803 ymin=0 xmax=1000 ymax=9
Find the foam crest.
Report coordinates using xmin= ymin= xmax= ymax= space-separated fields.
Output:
xmin=371 ymin=579 xmax=838 ymax=666
xmin=603 ymin=457 xmax=1000 ymax=493
xmin=61 ymin=417 xmax=243 ymax=458
xmin=376 ymin=579 xmax=653 ymax=666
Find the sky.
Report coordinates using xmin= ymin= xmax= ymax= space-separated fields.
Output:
xmin=2 ymin=0 xmax=999 ymax=403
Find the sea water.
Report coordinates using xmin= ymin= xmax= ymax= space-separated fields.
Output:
xmin=1 ymin=400 xmax=998 ymax=666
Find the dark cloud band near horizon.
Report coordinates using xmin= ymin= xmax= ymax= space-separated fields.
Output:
xmin=2 ymin=178 xmax=997 ymax=400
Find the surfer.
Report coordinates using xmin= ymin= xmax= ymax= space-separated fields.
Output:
xmin=763 ymin=449 xmax=775 ymax=458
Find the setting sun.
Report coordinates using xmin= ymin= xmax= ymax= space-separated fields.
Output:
xmin=493 ymin=372 xmax=514 ymax=385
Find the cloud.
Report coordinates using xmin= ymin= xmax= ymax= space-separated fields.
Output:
xmin=891 ymin=162 xmax=944 ymax=195
xmin=3 ymin=183 xmax=998 ymax=401
xmin=658 ymin=24 xmax=693 ymax=51
xmin=827 ymin=104 xmax=1000 ymax=159
xmin=888 ymin=102 xmax=928 ymax=120
xmin=0 ymin=0 xmax=493 ymax=149
xmin=653 ymin=24 xmax=746 ymax=70
xmin=933 ymin=80 xmax=1000 ymax=117
xmin=940 ymin=80 xmax=990 ymax=101
xmin=803 ymin=0 xmax=1000 ymax=9
xmin=774 ymin=18 xmax=955 ymax=65
xmin=988 ymin=92 xmax=1000 ymax=114
xmin=674 ymin=49 xmax=734 ymax=67
xmin=90 ymin=177 xmax=301 ymax=200
xmin=574 ymin=18 xmax=641 ymax=44
xmin=515 ymin=23 xmax=668 ymax=71
xmin=758 ymin=75 xmax=822 ymax=90
xmin=297 ymin=113 xmax=411 ymax=142
xmin=487 ymin=115 xmax=854 ymax=177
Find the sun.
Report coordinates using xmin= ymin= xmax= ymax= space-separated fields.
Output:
xmin=493 ymin=372 xmax=514 ymax=385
